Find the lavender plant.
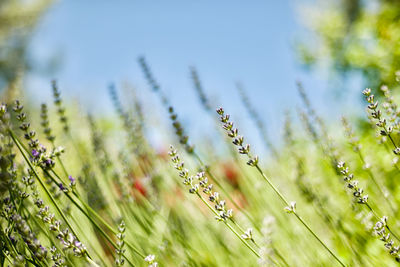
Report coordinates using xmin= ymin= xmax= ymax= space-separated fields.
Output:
xmin=216 ymin=107 xmax=345 ymax=266
xmin=2 ymin=62 xmax=400 ymax=266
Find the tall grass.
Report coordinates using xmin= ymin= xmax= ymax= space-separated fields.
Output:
xmin=1 ymin=64 xmax=400 ymax=266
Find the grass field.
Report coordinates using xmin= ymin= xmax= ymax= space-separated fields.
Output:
xmin=1 ymin=59 xmax=400 ymax=266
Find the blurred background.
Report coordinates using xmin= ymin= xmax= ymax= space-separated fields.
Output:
xmin=3 ymin=2 xmax=400 ymax=266
xmin=1 ymin=0 xmax=399 ymax=153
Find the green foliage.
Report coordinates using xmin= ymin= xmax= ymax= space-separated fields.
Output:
xmin=1 ymin=71 xmax=400 ymax=266
xmin=297 ymin=0 xmax=400 ymax=91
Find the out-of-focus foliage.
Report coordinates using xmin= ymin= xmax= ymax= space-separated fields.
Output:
xmin=297 ymin=0 xmax=400 ymax=92
xmin=2 ymin=65 xmax=400 ymax=266
xmin=0 ymin=0 xmax=53 ymax=98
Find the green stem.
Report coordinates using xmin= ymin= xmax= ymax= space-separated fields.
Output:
xmin=9 ymin=130 xmax=96 ymax=263
xmin=254 ymin=165 xmax=345 ymax=266
xmin=355 ymin=151 xmax=396 ymax=215
xmin=11 ymin=129 xmax=144 ymax=262
xmin=51 ymin=140 xmax=70 ymax=180
xmin=255 ymin=166 xmax=289 ymax=206
xmin=42 ymin=168 xmax=144 ymax=262
xmin=293 ymin=212 xmax=345 ymax=267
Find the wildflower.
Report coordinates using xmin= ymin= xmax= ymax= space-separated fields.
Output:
xmin=222 ymin=162 xmax=239 ymax=187
xmin=144 ymin=254 xmax=158 ymax=266
xmin=284 ymin=202 xmax=296 ymax=213
xmin=115 ymin=220 xmax=126 ymax=266
xmin=337 ymin=161 xmax=369 ymax=204
xmin=241 ymin=228 xmax=253 ymax=240
xmin=68 ymin=175 xmax=76 ymax=187
xmin=362 ymin=88 xmax=372 ymax=96
xmin=133 ymin=179 xmax=147 ymax=197
xmin=190 ymin=67 xmax=212 ymax=112
xmin=216 ymin=108 xmax=258 ymax=167
xmin=58 ymin=183 xmax=68 ymax=192
xmin=52 ymin=81 xmax=69 ymax=132
xmin=11 ymin=214 xmax=48 ymax=261
xmin=31 ymin=149 xmax=40 ymax=158
xmin=144 ymin=254 xmax=155 ymax=263
xmin=373 ymin=216 xmax=400 ymax=262
xmin=247 ymin=156 xmax=259 ymax=166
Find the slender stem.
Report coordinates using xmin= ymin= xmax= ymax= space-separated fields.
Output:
xmin=46 ymin=171 xmax=139 ymax=265
xmin=9 ymin=130 xmax=97 ymax=263
xmin=11 ymin=128 xmax=145 ymax=262
xmin=355 ymin=150 xmax=396 ymax=215
xmin=273 ymin=247 xmax=290 ymax=267
xmin=293 ymin=212 xmax=345 ymax=267
xmin=52 ymin=141 xmax=70 ymax=180
xmin=386 ymin=132 xmax=397 ymax=149
xmin=255 ymin=166 xmax=289 ymax=206
xmin=254 ymin=165 xmax=345 ymax=266
xmin=44 ymin=167 xmax=145 ymax=261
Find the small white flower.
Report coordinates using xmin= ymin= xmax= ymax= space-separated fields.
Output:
xmin=144 ymin=254 xmax=155 ymax=263
xmin=284 ymin=201 xmax=296 ymax=213
xmin=241 ymin=228 xmax=253 ymax=240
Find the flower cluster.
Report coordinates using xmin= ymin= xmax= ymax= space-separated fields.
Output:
xmin=0 ymin=103 xmax=8 ymax=123
xmin=115 ymin=220 xmax=126 ymax=266
xmin=216 ymin=108 xmax=259 ymax=167
xmin=373 ymin=216 xmax=400 ymax=262
xmin=68 ymin=175 xmax=76 ymax=189
xmin=57 ymin=228 xmax=87 ymax=257
xmin=144 ymin=254 xmax=158 ymax=267
xmin=236 ymin=82 xmax=276 ymax=155
xmin=168 ymin=106 xmax=194 ymax=154
xmin=13 ymin=100 xmax=62 ymax=170
xmin=40 ymin=103 xmax=55 ymax=142
xmin=138 ymin=57 xmax=160 ymax=92
xmin=341 ymin=117 xmax=362 ymax=153
xmin=337 ymin=161 xmax=369 ymax=204
xmin=209 ymin=189 xmax=233 ymax=222
xmin=138 ymin=56 xmax=169 ymax=107
xmin=1 ymin=197 xmax=15 ymax=222
xmin=241 ymin=228 xmax=253 ymax=240
xmin=169 ymin=146 xmax=233 ymax=222
xmin=0 ymin=145 xmax=20 ymax=222
xmin=362 ymin=88 xmax=400 ymax=154
xmin=32 ymin=187 xmax=86 ymax=257
xmin=190 ymin=67 xmax=212 ymax=112
xmin=380 ymin=85 xmax=400 ymax=128
xmin=108 ymin=85 xmax=146 ymax=156
xmin=13 ymin=100 xmax=39 ymax=149
xmin=50 ymin=246 xmax=66 ymax=266
xmin=30 ymin=145 xmax=63 ymax=170
xmin=52 ymin=81 xmax=69 ymax=132
xmin=11 ymin=214 xmax=48 ymax=261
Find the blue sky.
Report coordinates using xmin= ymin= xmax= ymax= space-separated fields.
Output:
xmin=26 ymin=0 xmax=363 ymax=153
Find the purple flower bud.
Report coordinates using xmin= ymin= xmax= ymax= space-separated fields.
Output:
xmin=68 ymin=175 xmax=76 ymax=184
xmin=58 ymin=183 xmax=66 ymax=191
xmin=44 ymin=158 xmax=54 ymax=168
xmin=32 ymin=149 xmax=39 ymax=158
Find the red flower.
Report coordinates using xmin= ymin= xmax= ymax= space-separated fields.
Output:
xmin=223 ymin=162 xmax=239 ymax=188
xmin=133 ymin=179 xmax=147 ymax=197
